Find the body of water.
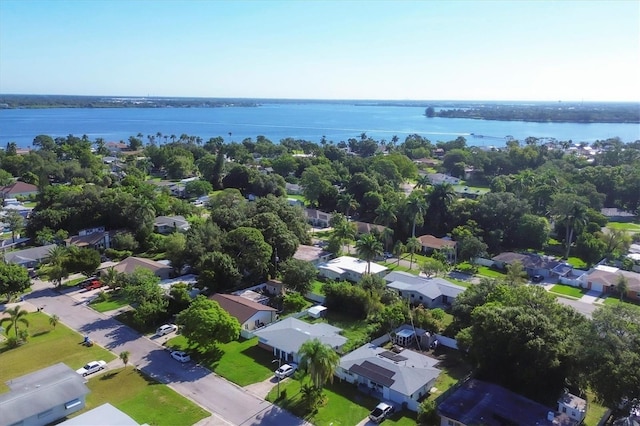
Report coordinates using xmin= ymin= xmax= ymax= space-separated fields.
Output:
xmin=1 ymin=103 xmax=639 ymax=148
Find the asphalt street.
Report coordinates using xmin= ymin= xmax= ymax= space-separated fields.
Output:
xmin=24 ymin=279 xmax=310 ymax=426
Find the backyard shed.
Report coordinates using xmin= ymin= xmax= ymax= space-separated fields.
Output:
xmin=307 ymin=305 xmax=327 ymax=319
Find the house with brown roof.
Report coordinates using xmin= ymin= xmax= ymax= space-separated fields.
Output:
xmin=0 ymin=181 xmax=39 ymax=199
xmin=110 ymin=256 xmax=172 ymax=280
xmin=210 ymin=293 xmax=277 ymax=331
xmin=579 ymin=265 xmax=640 ymax=300
xmin=353 ymin=221 xmax=388 ymax=236
xmin=417 ymin=234 xmax=457 ymax=263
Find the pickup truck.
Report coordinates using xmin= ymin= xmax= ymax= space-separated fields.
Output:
xmin=84 ymin=280 xmax=103 ymax=291
xmin=76 ymin=360 xmax=107 ymax=376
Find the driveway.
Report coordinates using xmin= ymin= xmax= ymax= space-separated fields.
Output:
xmin=23 ymin=279 xmax=310 ymax=426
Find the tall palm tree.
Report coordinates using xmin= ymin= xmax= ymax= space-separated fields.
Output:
xmin=405 ymin=195 xmax=427 ymax=237
xmin=46 ymin=245 xmax=68 ymax=266
xmin=374 ymin=203 xmax=397 ymax=227
xmin=550 ymin=194 xmax=589 ymax=259
xmin=337 ymin=193 xmax=359 ymax=220
xmin=1 ymin=305 xmax=29 ymax=338
xmin=380 ymin=227 xmax=395 ymax=252
xmin=355 ymin=233 xmax=384 ymax=274
xmin=298 ymin=338 xmax=340 ymax=390
xmin=413 ymin=175 xmax=431 ymax=190
xmin=426 ymin=183 xmax=455 ymax=233
xmin=333 ymin=219 xmax=356 ymax=254
xmin=101 ymin=267 xmax=121 ymax=289
xmin=392 ymin=241 xmax=405 ymax=266
xmin=406 ymin=237 xmax=421 ymax=270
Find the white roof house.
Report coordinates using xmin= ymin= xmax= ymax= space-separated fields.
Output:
xmin=60 ymin=403 xmax=142 ymax=426
xmin=335 ymin=343 xmax=441 ymax=412
xmin=254 ymin=317 xmax=347 ymax=363
xmin=384 ymin=271 xmax=466 ymax=308
xmin=317 ymin=256 xmax=388 ymax=282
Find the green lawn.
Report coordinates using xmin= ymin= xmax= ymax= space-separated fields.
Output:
xmin=584 ymin=390 xmax=609 ymax=426
xmin=381 ymin=261 xmax=419 ymax=275
xmin=63 ymin=276 xmax=87 ymax=287
xmin=549 ymin=284 xmax=586 ymax=298
xmin=90 ymin=296 xmax=130 ymax=313
xmin=286 ymin=194 xmax=308 ymax=204
xmin=606 ymin=221 xmax=640 ymax=232
xmin=79 ymin=366 xmax=209 ymax=426
xmin=167 ymin=336 xmax=275 ymax=386
xmin=603 ymin=296 xmax=640 ymax=310
xmin=476 ymin=266 xmax=506 ymax=278
xmin=427 ymin=349 xmax=472 ymax=402
xmin=445 ymin=277 xmax=472 ymax=288
xmin=0 ymin=312 xmax=116 ymax=393
xmin=311 ymin=280 xmax=325 ymax=295
xmin=566 ymin=257 xmax=588 ymax=269
xmin=266 ymin=377 xmax=379 ymax=426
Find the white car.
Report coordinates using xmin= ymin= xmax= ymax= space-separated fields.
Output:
xmin=76 ymin=360 xmax=107 ymax=377
xmin=369 ymin=402 xmax=394 ymax=423
xmin=274 ymin=363 xmax=297 ymax=379
xmin=170 ymin=350 xmax=191 ymax=363
xmin=156 ymin=324 xmax=178 ymax=336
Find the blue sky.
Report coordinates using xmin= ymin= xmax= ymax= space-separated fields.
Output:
xmin=1 ymin=0 xmax=638 ymax=101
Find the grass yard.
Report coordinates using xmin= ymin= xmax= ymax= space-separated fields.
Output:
xmin=80 ymin=367 xmax=209 ymax=426
xmin=476 ymin=266 xmax=505 ymax=278
xmin=266 ymin=377 xmax=379 ymax=426
xmin=445 ymin=277 xmax=472 ymax=288
xmin=603 ymin=296 xmax=640 ymax=310
xmin=381 ymin=261 xmax=419 ymax=275
xmin=606 ymin=221 xmax=640 ymax=233
xmin=0 ymin=312 xmax=115 ymax=393
xmin=427 ymin=349 xmax=472 ymax=402
xmin=566 ymin=257 xmax=588 ymax=269
xmin=167 ymin=336 xmax=275 ymax=386
xmin=286 ymin=194 xmax=308 ymax=204
xmin=549 ymin=284 xmax=586 ymax=298
xmin=90 ymin=295 xmax=130 ymax=313
xmin=311 ymin=280 xmax=325 ymax=295
xmin=584 ymin=390 xmax=609 ymax=426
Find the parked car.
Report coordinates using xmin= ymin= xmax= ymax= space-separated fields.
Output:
xmin=84 ymin=280 xmax=103 ymax=291
xmin=369 ymin=402 xmax=394 ymax=423
xmin=170 ymin=350 xmax=191 ymax=363
xmin=274 ymin=363 xmax=298 ymax=379
xmin=531 ymin=274 xmax=544 ymax=283
xmin=76 ymin=360 xmax=107 ymax=377
xmin=156 ymin=324 xmax=178 ymax=336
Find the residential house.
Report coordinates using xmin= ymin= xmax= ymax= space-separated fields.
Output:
xmin=110 ymin=256 xmax=172 ymax=280
xmin=0 ymin=181 xmax=39 ymax=199
xmin=417 ymin=235 xmax=457 ymax=263
xmin=254 ymin=317 xmax=347 ymax=363
xmin=4 ymin=244 xmax=57 ymax=268
xmin=211 ymin=293 xmax=278 ymax=331
xmin=293 ymin=244 xmax=332 ymax=266
xmin=437 ymin=379 xmax=580 ymax=426
xmin=154 ymin=215 xmax=190 ymax=234
xmin=427 ymin=173 xmax=459 ymax=185
xmin=105 ymin=141 xmax=128 ymax=154
xmin=305 ymin=208 xmax=332 ymax=228
xmin=353 ymin=221 xmax=388 ymax=236
xmin=601 ymin=207 xmax=637 ymax=222
xmin=335 ymin=343 xmax=441 ymax=412
xmin=285 ymin=182 xmax=302 ymax=194
xmin=0 ymin=363 xmax=90 ymax=426
xmin=384 ymin=271 xmax=466 ymax=308
xmin=317 ymin=256 xmax=388 ymax=283
xmin=2 ymin=202 xmax=33 ymax=218
xmin=579 ymin=265 xmax=640 ymax=300
xmin=65 ymin=227 xmax=112 ymax=251
xmin=492 ymin=252 xmax=561 ymax=278
xmin=557 ymin=391 xmax=587 ymax=423
xmin=59 ymin=403 xmax=141 ymax=426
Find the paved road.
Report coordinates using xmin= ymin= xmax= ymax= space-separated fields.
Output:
xmin=25 ymin=280 xmax=310 ymax=426
xmin=555 ymin=297 xmax=598 ymax=318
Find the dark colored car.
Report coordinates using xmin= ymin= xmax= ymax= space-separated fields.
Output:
xmin=531 ymin=274 xmax=544 ymax=283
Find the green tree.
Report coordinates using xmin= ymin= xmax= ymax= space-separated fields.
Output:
xmin=100 ymin=267 xmax=122 ymax=290
xmin=279 ymin=258 xmax=317 ymax=294
xmin=577 ymin=305 xmax=640 ymax=407
xmin=420 ymin=258 xmax=448 ymax=277
xmin=336 ymin=192 xmax=359 ymax=220
xmin=504 ymin=261 xmax=527 ymax=286
xmin=165 ymin=232 xmax=187 ymax=275
xmin=331 ymin=214 xmax=356 ymax=254
xmin=283 ymin=292 xmax=308 ymax=313
xmin=392 ymin=240 xmax=405 ymax=266
xmin=616 ymin=274 xmax=629 ymax=301
xmin=65 ymin=247 xmax=101 ymax=278
xmin=197 ymin=251 xmax=241 ymax=292
xmin=119 ymin=350 xmax=130 ymax=367
xmin=122 ymin=268 xmax=168 ymax=325
xmin=48 ymin=264 xmax=69 ymax=288
xmin=185 ymin=180 xmax=213 ymax=198
xmin=355 ymin=233 xmax=383 ymax=274
xmin=298 ymin=338 xmax=340 ymax=390
xmin=176 ymin=295 xmax=241 ymax=351
xmin=0 ymin=263 xmax=31 ymax=298
xmin=222 ymin=227 xmax=272 ymax=282
xmin=48 ymin=314 xmax=59 ymax=329
xmin=406 ymin=237 xmax=421 ymax=270
xmin=550 ymin=193 xmax=589 ymax=259
xmin=1 ymin=305 xmax=29 ymax=338
xmin=5 ymin=211 xmax=24 ymax=241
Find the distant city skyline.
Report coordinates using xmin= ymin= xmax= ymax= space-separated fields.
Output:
xmin=1 ymin=1 xmax=638 ymax=102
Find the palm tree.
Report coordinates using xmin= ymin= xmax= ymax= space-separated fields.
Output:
xmin=426 ymin=183 xmax=456 ymax=233
xmin=405 ymin=195 xmax=427 ymax=237
xmin=374 ymin=203 xmax=397 ymax=227
xmin=49 ymin=314 xmax=59 ymax=329
xmin=46 ymin=245 xmax=68 ymax=266
xmin=120 ymin=350 xmax=131 ymax=367
xmin=298 ymin=338 xmax=340 ymax=390
xmin=337 ymin=193 xmax=359 ymax=221
xmin=616 ymin=275 xmax=629 ymax=301
xmin=406 ymin=237 xmax=422 ymax=270
xmin=1 ymin=305 xmax=29 ymax=338
xmin=380 ymin=227 xmax=395 ymax=251
xmin=392 ymin=241 xmax=405 ymax=266
xmin=413 ymin=175 xmax=431 ymax=190
xmin=333 ymin=219 xmax=356 ymax=254
xmin=550 ymin=194 xmax=589 ymax=259
xmin=355 ymin=233 xmax=384 ymax=274
xmin=5 ymin=211 xmax=24 ymax=241
xmin=101 ymin=267 xmax=121 ymax=290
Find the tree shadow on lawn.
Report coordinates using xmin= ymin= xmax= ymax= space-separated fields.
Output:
xmin=99 ymin=370 xmax=121 ymax=380
xmin=240 ymin=344 xmax=277 ymax=369
xmin=31 ymin=330 xmax=51 ymax=338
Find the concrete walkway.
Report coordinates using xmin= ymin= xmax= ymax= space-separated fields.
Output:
xmin=579 ymin=290 xmax=604 ymax=305
xmin=244 ymin=376 xmax=279 ymax=399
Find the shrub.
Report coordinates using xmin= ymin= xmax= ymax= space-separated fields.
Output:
xmin=282 ymin=292 xmax=307 ymax=313
xmin=417 ymin=399 xmax=439 ymax=425
xmin=95 ymin=291 xmax=111 ymax=303
xmin=104 ymin=248 xmax=133 ymax=261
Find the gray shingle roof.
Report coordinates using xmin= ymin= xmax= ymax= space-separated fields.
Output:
xmin=384 ymin=272 xmax=466 ymax=300
xmin=0 ymin=363 xmax=90 ymax=426
xmin=254 ymin=317 xmax=347 ymax=354
xmin=339 ymin=344 xmax=440 ymax=397
xmin=4 ymin=244 xmax=57 ymax=264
